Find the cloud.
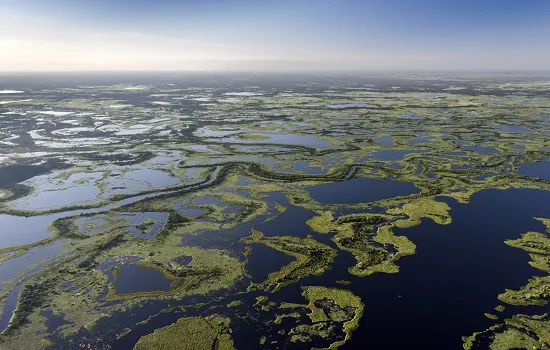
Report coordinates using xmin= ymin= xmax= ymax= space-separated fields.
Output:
xmin=0 ymin=4 xmax=548 ymax=72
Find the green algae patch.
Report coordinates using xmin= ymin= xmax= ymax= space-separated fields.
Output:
xmin=279 ymin=302 xmax=306 ymax=309
xmin=505 ymin=229 xmax=550 ymax=273
xmin=242 ymin=231 xmax=336 ymax=292
xmin=335 ymin=280 xmax=351 ymax=286
xmin=0 ymin=230 xmax=243 ymax=341
xmin=305 ymin=210 xmax=417 ymax=276
xmin=536 ymin=217 xmax=550 ymax=232
xmin=499 ymin=223 xmax=550 ymax=306
xmin=505 ymin=231 xmax=550 ymax=255
xmin=305 ymin=211 xmax=398 ymax=276
xmin=133 ymin=315 xmax=234 ymax=350
xmin=388 ymin=197 xmax=451 ymax=228
xmin=528 ymin=253 xmax=550 ymax=273
xmin=498 ymin=276 xmax=550 ymax=306
xmin=306 ymin=211 xmax=336 ymax=234
xmin=227 ymin=300 xmax=243 ymax=308
xmin=334 ymin=217 xmax=414 ymax=276
xmin=299 ymin=286 xmax=364 ymax=349
xmin=236 ymin=133 xmax=270 ymax=141
xmin=105 ymin=244 xmax=243 ymax=301
xmin=463 ymin=313 xmax=550 ymax=350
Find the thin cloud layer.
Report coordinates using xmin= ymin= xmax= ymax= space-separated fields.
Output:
xmin=1 ymin=0 xmax=549 ymax=71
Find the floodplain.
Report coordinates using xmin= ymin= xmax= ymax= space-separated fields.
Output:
xmin=0 ymin=73 xmax=549 ymax=349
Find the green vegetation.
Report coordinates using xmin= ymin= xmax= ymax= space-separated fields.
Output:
xmin=242 ymin=231 xmax=336 ymax=291
xmin=306 ymin=211 xmax=336 ymax=234
xmin=307 ymin=210 xmax=415 ymax=276
xmin=2 ymin=75 xmax=550 ymax=348
xmin=464 ymin=218 xmax=550 ymax=349
xmin=505 ymin=231 xmax=550 ymax=255
xmin=133 ymin=315 xmax=235 ymax=350
xmin=387 ymin=198 xmax=452 ymax=228
xmin=498 ymin=276 xmax=550 ymax=306
xmin=227 ymin=300 xmax=243 ymax=308
xmin=464 ymin=314 xmax=550 ymax=350
xmin=295 ymin=286 xmax=364 ymax=349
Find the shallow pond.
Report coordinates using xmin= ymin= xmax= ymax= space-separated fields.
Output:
xmin=0 ymin=284 xmax=23 ymax=332
xmin=464 ymin=145 xmax=499 ymax=154
xmin=309 ymin=177 xmax=420 ymax=204
xmin=115 ymin=264 xmax=172 ymax=295
xmin=256 ymin=192 xmax=318 ymax=238
xmin=519 ymin=160 xmax=550 ymax=180
xmin=410 ymin=137 xmax=430 ymax=144
xmin=0 ymin=242 xmax=65 ymax=284
xmin=123 ymin=169 xmax=180 ymax=188
xmin=491 ymin=124 xmax=533 ymax=133
xmin=17 ymin=185 xmax=100 ymax=211
xmin=246 ymin=244 xmax=295 ymax=283
xmin=0 ymin=213 xmax=64 ymax=248
xmin=374 ymin=136 xmax=393 ymax=147
xmin=0 ymin=164 xmax=49 ymax=187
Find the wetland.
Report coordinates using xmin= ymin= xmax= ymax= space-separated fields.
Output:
xmin=0 ymin=73 xmax=549 ymax=349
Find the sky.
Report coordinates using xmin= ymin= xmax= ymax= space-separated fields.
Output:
xmin=1 ymin=0 xmax=549 ymax=72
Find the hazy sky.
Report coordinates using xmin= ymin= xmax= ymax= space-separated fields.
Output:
xmin=1 ymin=0 xmax=549 ymax=72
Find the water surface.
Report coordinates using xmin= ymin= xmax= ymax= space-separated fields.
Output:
xmin=519 ymin=161 xmax=550 ymax=180
xmin=309 ymin=177 xmax=420 ymax=204
xmin=372 ymin=149 xmax=427 ymax=161
xmin=116 ymin=264 xmax=172 ymax=294
xmin=246 ymin=244 xmax=295 ymax=283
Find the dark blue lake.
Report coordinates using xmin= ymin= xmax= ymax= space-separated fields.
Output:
xmin=246 ymin=244 xmax=295 ymax=283
xmin=0 ymin=164 xmax=49 ymax=187
xmin=375 ymin=136 xmax=394 ymax=146
xmin=116 ymin=264 xmax=172 ymax=294
xmin=464 ymin=145 xmax=499 ymax=154
xmin=343 ymin=188 xmax=550 ymax=349
xmin=309 ymin=177 xmax=420 ymax=204
xmin=491 ymin=124 xmax=533 ymax=133
xmin=255 ymin=192 xmax=318 ymax=238
xmin=113 ymin=187 xmax=550 ymax=350
xmin=519 ymin=160 xmax=550 ymax=180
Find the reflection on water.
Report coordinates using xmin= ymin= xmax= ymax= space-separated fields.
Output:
xmin=0 ymin=213 xmax=65 ymax=247
xmin=116 ymin=264 xmax=172 ymax=294
xmin=0 ymin=284 xmax=23 ymax=332
xmin=0 ymin=242 xmax=65 ymax=283
xmin=309 ymin=177 xmax=420 ymax=204
xmin=464 ymin=145 xmax=499 ymax=154
xmin=491 ymin=124 xmax=532 ymax=133
xmin=246 ymin=244 xmax=295 ymax=283
xmin=519 ymin=160 xmax=550 ymax=180
xmin=372 ymin=149 xmax=427 ymax=161
xmin=375 ymin=136 xmax=393 ymax=146
xmin=346 ymin=188 xmax=550 ymax=349
xmin=21 ymin=185 xmax=100 ymax=210
xmin=0 ymin=164 xmax=49 ymax=187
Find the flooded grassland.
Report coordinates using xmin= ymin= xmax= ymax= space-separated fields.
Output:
xmin=0 ymin=73 xmax=549 ymax=349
